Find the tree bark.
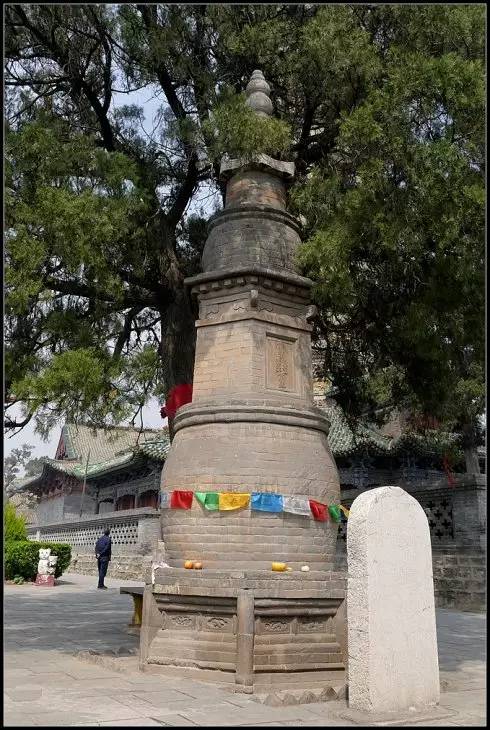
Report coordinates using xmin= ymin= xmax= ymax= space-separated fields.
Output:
xmin=464 ymin=447 xmax=481 ymax=475
xmin=160 ymin=288 xmax=196 ymax=441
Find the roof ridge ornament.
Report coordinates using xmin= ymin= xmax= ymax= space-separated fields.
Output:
xmin=245 ymin=69 xmax=273 ymax=117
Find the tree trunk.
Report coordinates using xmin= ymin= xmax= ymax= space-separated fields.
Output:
xmin=464 ymin=447 xmax=481 ymax=475
xmin=160 ymin=287 xmax=197 ymax=442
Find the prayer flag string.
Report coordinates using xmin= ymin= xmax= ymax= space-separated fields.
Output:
xmin=160 ymin=489 xmax=350 ymax=521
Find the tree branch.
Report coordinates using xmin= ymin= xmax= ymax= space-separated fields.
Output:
xmin=112 ymin=306 xmax=142 ymax=360
xmin=167 ymin=153 xmax=199 ymax=228
xmin=43 ymin=277 xmax=158 ymax=309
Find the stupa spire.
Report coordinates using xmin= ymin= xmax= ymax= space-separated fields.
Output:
xmin=245 ymin=69 xmax=273 ymax=117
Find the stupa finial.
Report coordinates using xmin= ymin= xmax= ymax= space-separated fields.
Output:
xmin=245 ymin=70 xmax=273 ymax=117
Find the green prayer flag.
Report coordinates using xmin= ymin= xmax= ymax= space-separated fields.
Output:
xmin=195 ymin=492 xmax=219 ymax=511
xmin=328 ymin=504 xmax=342 ymax=523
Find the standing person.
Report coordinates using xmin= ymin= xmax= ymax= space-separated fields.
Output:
xmin=95 ymin=528 xmax=112 ymax=589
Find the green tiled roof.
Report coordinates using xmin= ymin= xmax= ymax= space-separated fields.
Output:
xmin=18 ymin=408 xmax=462 ymax=495
xmin=44 ymin=452 xmax=136 ymax=479
xmin=18 ymin=426 xmax=171 ymax=491
xmin=323 ymin=400 xmax=392 ymax=457
xmin=321 ymin=399 xmax=461 ymax=460
xmin=138 ymin=438 xmax=171 ymax=461
xmin=46 ymin=434 xmax=172 ymax=479
xmin=59 ymin=423 xmax=164 ymax=463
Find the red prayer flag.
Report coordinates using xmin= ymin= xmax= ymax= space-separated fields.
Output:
xmin=309 ymin=499 xmax=328 ymax=522
xmin=170 ymin=490 xmax=193 ymax=509
xmin=161 ymin=384 xmax=193 ymax=420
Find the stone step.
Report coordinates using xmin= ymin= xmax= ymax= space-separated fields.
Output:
xmin=254 ymin=643 xmax=341 ymax=656
xmin=147 ymin=653 xmax=236 ymax=672
xmin=156 ymin=575 xmax=345 ymax=586
xmin=254 ymin=668 xmax=345 ymax=685
xmin=255 ymin=634 xmax=339 ymax=646
xmin=252 ymin=682 xmax=347 ymax=706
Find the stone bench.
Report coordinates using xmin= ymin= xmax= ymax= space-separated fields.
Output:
xmin=120 ymin=586 xmax=144 ymax=627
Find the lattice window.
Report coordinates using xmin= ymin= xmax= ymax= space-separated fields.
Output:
xmin=36 ymin=519 xmax=139 ymax=549
xmin=422 ymin=499 xmax=454 ymax=541
xmin=335 ymin=497 xmax=454 ymax=544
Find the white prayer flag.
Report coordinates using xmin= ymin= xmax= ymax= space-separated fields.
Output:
xmin=160 ymin=492 xmax=170 ymax=508
xmin=282 ymin=495 xmax=311 ymax=516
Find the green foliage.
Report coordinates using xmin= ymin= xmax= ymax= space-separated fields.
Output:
xmin=4 ymin=502 xmax=28 ymax=541
xmin=4 ymin=4 xmax=485 ymax=450
xmin=13 ymin=576 xmax=25 ymax=585
xmin=24 ymin=456 xmax=49 ymax=477
xmin=5 ymin=114 xmax=164 ymax=435
xmin=289 ymin=5 xmax=485 ymax=437
xmin=203 ymin=90 xmax=292 ymax=161
xmin=5 ymin=541 xmax=72 ymax=581
xmin=4 ymin=443 xmax=34 ymax=490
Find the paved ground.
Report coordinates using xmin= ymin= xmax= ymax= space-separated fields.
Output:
xmin=4 ymin=573 xmax=486 ymax=727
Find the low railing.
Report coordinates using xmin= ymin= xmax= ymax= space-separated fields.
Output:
xmin=27 ymin=507 xmax=161 ymax=555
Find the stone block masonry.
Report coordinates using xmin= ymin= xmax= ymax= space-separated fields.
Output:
xmin=140 ymin=70 xmax=346 ymax=695
xmin=69 ymin=553 xmax=152 ymax=582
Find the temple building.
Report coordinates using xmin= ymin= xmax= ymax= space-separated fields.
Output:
xmin=18 ymin=423 xmax=169 ymax=520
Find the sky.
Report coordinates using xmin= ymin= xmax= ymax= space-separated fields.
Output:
xmin=4 ymin=82 xmax=207 ymax=470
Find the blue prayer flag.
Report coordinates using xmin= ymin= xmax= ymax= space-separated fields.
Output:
xmin=251 ymin=492 xmax=283 ymax=513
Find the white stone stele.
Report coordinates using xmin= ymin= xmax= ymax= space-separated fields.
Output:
xmin=347 ymin=486 xmax=440 ymax=713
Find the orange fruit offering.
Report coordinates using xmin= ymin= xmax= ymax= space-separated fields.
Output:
xmin=193 ymin=562 xmax=203 ymax=570
xmin=184 ymin=560 xmax=194 ymax=569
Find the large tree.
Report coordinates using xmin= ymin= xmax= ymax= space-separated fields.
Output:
xmin=4 ymin=4 xmax=485 ymax=463
xmin=4 ymin=443 xmax=34 ymax=492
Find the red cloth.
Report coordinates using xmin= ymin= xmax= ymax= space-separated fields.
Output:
xmin=161 ymin=384 xmax=193 ymax=420
xmin=442 ymin=455 xmax=456 ymax=487
xmin=170 ymin=490 xmax=193 ymax=509
xmin=309 ymin=499 xmax=328 ymax=522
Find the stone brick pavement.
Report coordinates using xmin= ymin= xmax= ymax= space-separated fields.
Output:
xmin=4 ymin=573 xmax=486 ymax=726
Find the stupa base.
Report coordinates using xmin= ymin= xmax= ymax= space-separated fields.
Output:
xmin=139 ymin=568 xmax=347 ymax=701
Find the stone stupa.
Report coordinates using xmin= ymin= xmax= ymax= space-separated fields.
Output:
xmin=140 ymin=71 xmax=346 ymax=703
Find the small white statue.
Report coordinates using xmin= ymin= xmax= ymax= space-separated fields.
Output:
xmin=37 ymin=548 xmax=51 ymax=576
xmin=37 ymin=548 xmax=57 ymax=576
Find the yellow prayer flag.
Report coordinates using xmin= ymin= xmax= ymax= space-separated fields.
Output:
xmin=219 ymin=493 xmax=250 ymax=511
xmin=340 ymin=505 xmax=350 ymax=518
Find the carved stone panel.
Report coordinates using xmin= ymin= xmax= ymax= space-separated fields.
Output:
xmin=297 ymin=616 xmax=328 ymax=633
xmin=257 ymin=617 xmax=292 ymax=634
xmin=202 ymin=615 xmax=234 ymax=633
xmin=266 ymin=334 xmax=296 ymax=393
xmin=163 ymin=613 xmax=196 ymax=630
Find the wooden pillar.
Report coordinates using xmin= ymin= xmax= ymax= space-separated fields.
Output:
xmin=235 ymin=589 xmax=255 ymax=692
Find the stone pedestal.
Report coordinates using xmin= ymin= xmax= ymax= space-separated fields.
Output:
xmin=140 ymin=71 xmax=345 ymax=697
xmin=140 ymin=568 xmax=346 ymax=701
xmin=35 ymin=574 xmax=55 ymax=587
